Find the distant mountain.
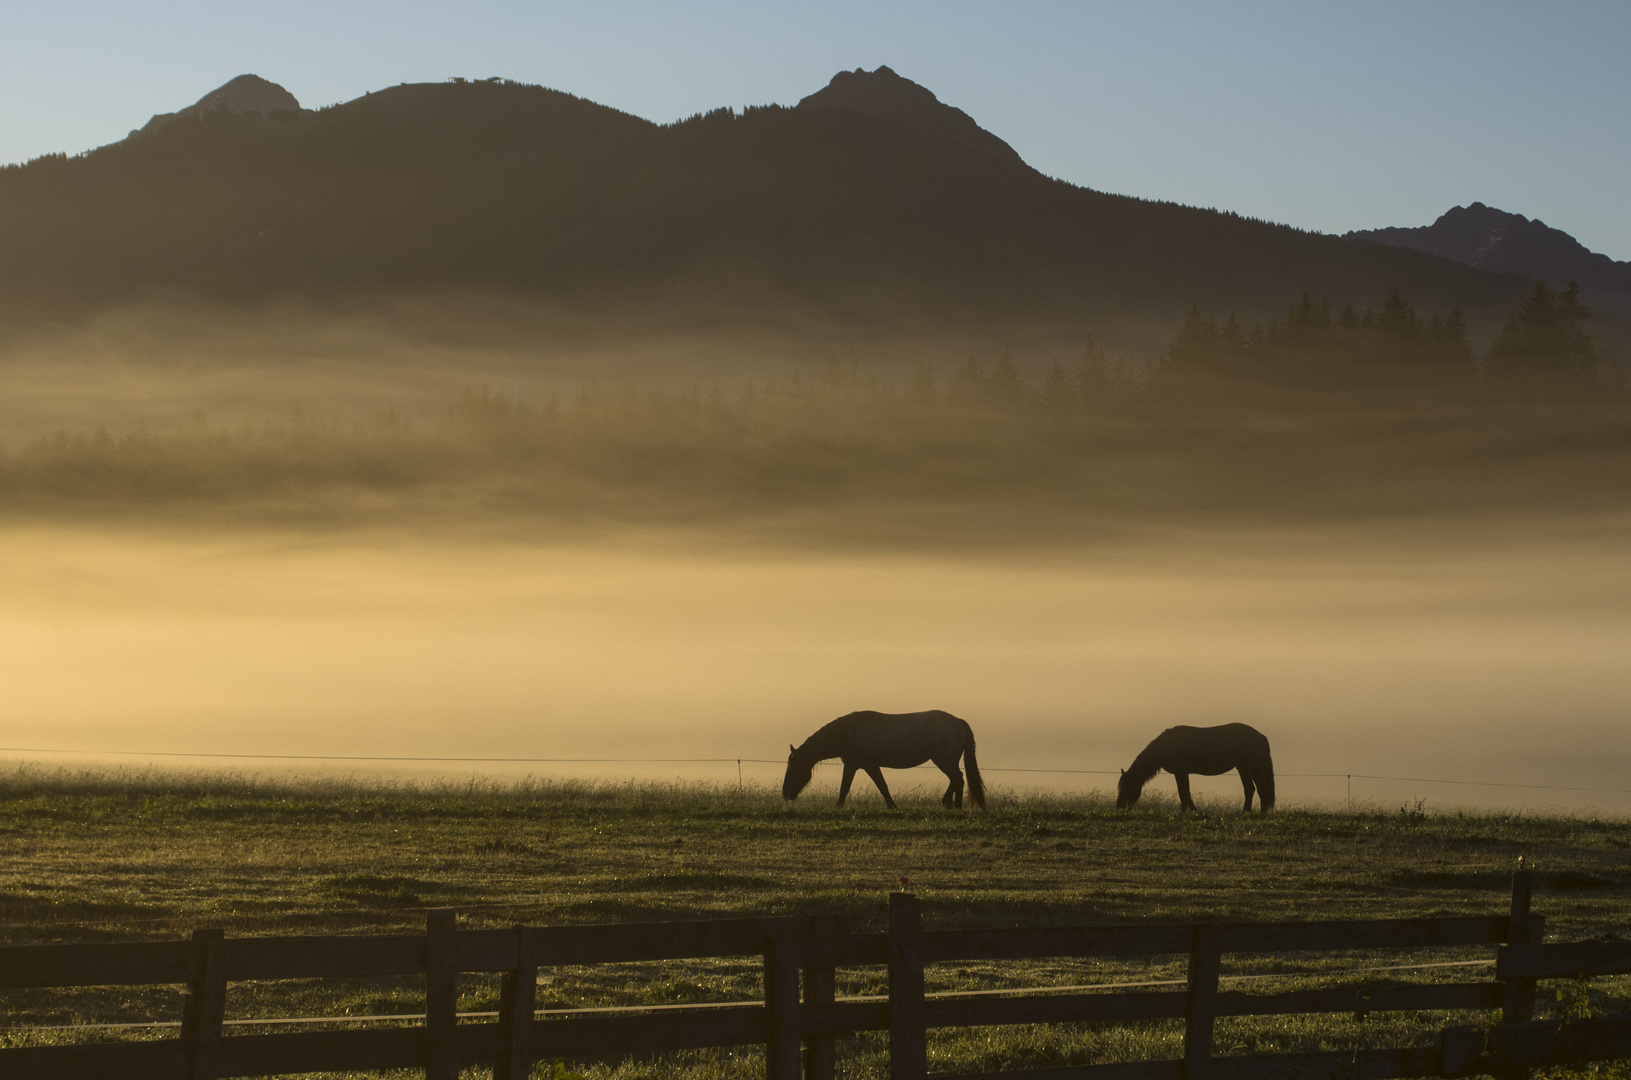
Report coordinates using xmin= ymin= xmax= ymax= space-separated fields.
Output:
xmin=0 ymin=72 xmax=1546 ymax=342
xmin=1348 ymin=203 xmax=1631 ymax=317
xmin=137 ymin=74 xmax=305 ymax=136
xmin=796 ymin=65 xmax=1025 ymax=167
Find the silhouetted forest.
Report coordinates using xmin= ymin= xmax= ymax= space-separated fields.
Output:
xmin=4 ymin=287 xmax=1625 ymax=528
xmin=0 ymin=79 xmax=1538 ymax=338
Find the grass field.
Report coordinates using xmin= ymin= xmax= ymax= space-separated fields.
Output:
xmin=1 ymin=766 xmax=1628 ymax=1078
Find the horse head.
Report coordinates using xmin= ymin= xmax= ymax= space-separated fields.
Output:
xmin=1115 ymin=767 xmax=1142 ymax=810
xmin=782 ymin=743 xmax=814 ymax=800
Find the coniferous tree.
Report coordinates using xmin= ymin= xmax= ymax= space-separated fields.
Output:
xmin=1040 ymin=359 xmax=1075 ymax=409
xmin=987 ymin=349 xmax=1026 ymax=408
xmin=1288 ymin=293 xmax=1333 ymax=331
xmin=1167 ymin=306 xmax=1219 ymax=367
xmin=1486 ymin=279 xmax=1599 ymax=378
xmin=1375 ymin=289 xmax=1422 ymax=344
xmin=1078 ymin=337 xmax=1112 ymax=406
xmin=908 ymin=363 xmax=938 ymax=403
xmin=948 ymin=356 xmax=987 ymax=403
xmin=1432 ymin=304 xmax=1474 ymax=366
xmin=1265 ymin=293 xmax=1335 ymax=362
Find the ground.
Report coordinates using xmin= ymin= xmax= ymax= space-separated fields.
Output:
xmin=1 ymin=769 xmax=1628 ymax=1078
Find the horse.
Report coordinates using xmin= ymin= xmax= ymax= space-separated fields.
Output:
xmin=782 ymin=710 xmax=986 ymax=810
xmin=1116 ymin=723 xmax=1274 ymax=813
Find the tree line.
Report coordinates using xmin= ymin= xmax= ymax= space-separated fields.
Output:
xmin=1165 ymin=279 xmax=1607 ymax=384
xmin=0 ymin=283 xmax=1624 ymax=517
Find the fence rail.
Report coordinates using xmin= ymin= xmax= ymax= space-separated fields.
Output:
xmin=2 ymin=871 xmax=1629 ymax=1079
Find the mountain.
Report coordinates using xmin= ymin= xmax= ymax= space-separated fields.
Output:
xmin=137 ymin=74 xmax=305 ymax=136
xmin=0 ymin=71 xmax=1549 ymax=342
xmin=796 ymin=65 xmax=1024 ymax=167
xmin=1348 ymin=203 xmax=1631 ymax=318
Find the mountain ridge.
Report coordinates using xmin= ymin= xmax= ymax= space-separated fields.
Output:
xmin=0 ymin=71 xmax=1591 ymax=351
xmin=1348 ymin=203 xmax=1631 ymax=318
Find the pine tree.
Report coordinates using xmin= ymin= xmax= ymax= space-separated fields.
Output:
xmin=1486 ymin=279 xmax=1599 ymax=378
xmin=1433 ymin=304 xmax=1474 ymax=365
xmin=987 ymin=349 xmax=1026 ymax=408
xmin=1040 ymin=359 xmax=1075 ymax=409
xmin=1167 ymin=306 xmax=1219 ymax=366
xmin=1077 ymin=338 xmax=1109 ymax=406
xmin=948 ymin=356 xmax=987 ymax=403
xmin=909 ymin=363 xmax=938 ymax=403
xmin=1375 ymin=289 xmax=1423 ymax=343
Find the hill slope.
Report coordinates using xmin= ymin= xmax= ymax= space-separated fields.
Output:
xmin=0 ymin=73 xmax=1538 ymax=337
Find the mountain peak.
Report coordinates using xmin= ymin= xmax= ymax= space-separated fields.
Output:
xmin=1347 ymin=202 xmax=1631 ymax=317
xmin=796 ymin=65 xmax=1024 ymax=167
xmin=138 ymin=74 xmax=304 ymax=135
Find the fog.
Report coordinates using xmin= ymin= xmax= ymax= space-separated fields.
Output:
xmin=3 ymin=519 xmax=1628 ymax=814
xmin=0 ymin=292 xmax=1165 ymax=441
xmin=3 ymin=299 xmax=1628 ymax=816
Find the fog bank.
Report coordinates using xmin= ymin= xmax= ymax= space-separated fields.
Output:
xmin=3 ymin=521 xmax=1627 ymax=814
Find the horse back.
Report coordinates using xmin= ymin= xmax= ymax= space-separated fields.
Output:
xmin=1150 ymin=722 xmax=1270 ymax=775
xmin=834 ymin=709 xmax=971 ymax=768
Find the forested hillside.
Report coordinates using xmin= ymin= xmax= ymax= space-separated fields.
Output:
xmin=0 ymin=77 xmax=1536 ymax=338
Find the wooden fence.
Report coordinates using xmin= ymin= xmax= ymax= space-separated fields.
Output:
xmin=2 ymin=871 xmax=1629 ymax=1079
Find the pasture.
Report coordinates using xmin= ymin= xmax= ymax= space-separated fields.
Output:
xmin=1 ymin=767 xmax=1628 ymax=1078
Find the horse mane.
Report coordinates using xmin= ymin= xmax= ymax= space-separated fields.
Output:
xmin=796 ymin=712 xmax=866 ymax=761
xmin=1122 ymin=744 xmax=1165 ymax=793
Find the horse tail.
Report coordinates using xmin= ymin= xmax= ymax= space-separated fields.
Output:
xmin=964 ymin=733 xmax=986 ymax=810
xmin=1258 ymin=745 xmax=1276 ymax=811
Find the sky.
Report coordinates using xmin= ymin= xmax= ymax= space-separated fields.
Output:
xmin=3 ymin=0 xmax=1630 ymax=260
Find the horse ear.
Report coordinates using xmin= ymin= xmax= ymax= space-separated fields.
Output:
xmin=789 ymin=743 xmax=796 ymax=754
xmin=1120 ymin=768 xmax=1126 ymax=776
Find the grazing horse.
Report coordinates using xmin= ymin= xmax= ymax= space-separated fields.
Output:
xmin=782 ymin=710 xmax=986 ymax=810
xmin=1116 ymin=723 xmax=1274 ymax=813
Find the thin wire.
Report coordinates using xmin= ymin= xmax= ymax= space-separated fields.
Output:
xmin=4 ymin=747 xmax=1630 ymax=795
xmin=1341 ymin=773 xmax=1631 ymax=795
xmin=0 ymin=748 xmax=772 ymax=764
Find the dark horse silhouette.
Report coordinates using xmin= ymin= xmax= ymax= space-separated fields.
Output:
xmin=782 ymin=710 xmax=985 ymax=809
xmin=1116 ymin=723 xmax=1274 ymax=812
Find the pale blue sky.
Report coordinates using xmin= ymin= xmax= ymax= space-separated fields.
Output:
xmin=5 ymin=1 xmax=1628 ymax=258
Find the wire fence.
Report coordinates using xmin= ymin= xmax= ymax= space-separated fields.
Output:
xmin=4 ymin=745 xmax=1631 ymax=801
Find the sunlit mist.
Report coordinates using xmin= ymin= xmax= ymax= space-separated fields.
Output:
xmin=4 ymin=518 xmax=1628 ymax=814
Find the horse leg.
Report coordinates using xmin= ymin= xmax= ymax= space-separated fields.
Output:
xmin=936 ymin=757 xmax=964 ymax=808
xmin=836 ymin=764 xmax=857 ymax=807
xmin=864 ymin=766 xmax=898 ymax=810
xmin=1240 ymin=771 xmax=1256 ymax=812
xmin=1174 ymin=773 xmax=1195 ymax=813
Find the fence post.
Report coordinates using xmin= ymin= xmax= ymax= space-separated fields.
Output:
xmin=180 ymin=928 xmax=228 ymax=1080
xmin=1494 ymin=869 xmax=1538 ymax=1080
xmin=425 ymin=908 xmax=459 ymax=1080
xmin=494 ymin=926 xmax=537 ymax=1080
xmin=888 ymin=891 xmax=927 ymax=1080
xmin=804 ymin=914 xmax=839 ymax=1080
xmin=1503 ymin=870 xmax=1536 ymax=1024
xmin=1183 ymin=925 xmax=1223 ymax=1080
xmin=766 ymin=936 xmax=804 ymax=1080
